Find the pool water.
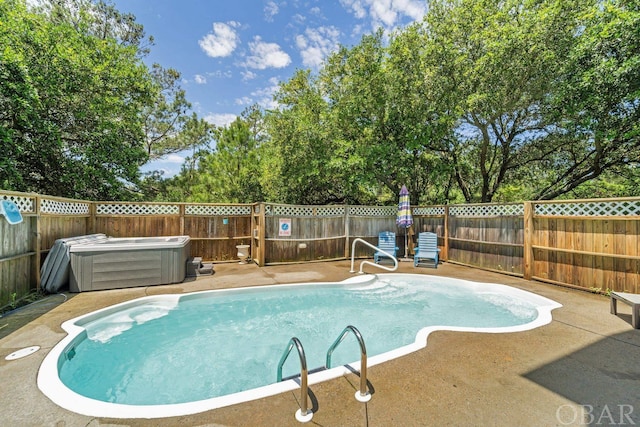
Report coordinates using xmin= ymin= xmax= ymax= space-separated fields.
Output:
xmin=58 ymin=274 xmax=545 ymax=406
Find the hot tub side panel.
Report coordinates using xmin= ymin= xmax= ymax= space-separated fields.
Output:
xmin=69 ymin=242 xmax=190 ymax=292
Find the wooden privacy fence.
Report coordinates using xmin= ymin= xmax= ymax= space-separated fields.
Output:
xmin=2 ymin=190 xmax=640 ymax=308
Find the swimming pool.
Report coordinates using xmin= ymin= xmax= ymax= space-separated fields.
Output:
xmin=37 ymin=273 xmax=561 ymax=419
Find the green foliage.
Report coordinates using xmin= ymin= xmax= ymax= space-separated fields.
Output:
xmin=141 ymin=65 xmax=210 ymax=161
xmin=1 ymin=0 xmax=210 ymax=200
xmin=265 ymin=69 xmax=367 ymax=204
xmin=1 ymin=0 xmax=152 ymax=199
xmin=166 ymin=107 xmax=265 ymax=203
xmin=3 ymin=0 xmax=639 ymax=204
xmin=423 ymin=0 xmax=588 ymax=202
xmin=162 ymin=0 xmax=640 ymax=205
xmin=534 ymin=0 xmax=640 ymax=199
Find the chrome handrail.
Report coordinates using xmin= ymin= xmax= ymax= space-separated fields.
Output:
xmin=277 ymin=337 xmax=312 ymax=422
xmin=350 ymin=237 xmax=398 ymax=274
xmin=325 ymin=325 xmax=371 ymax=401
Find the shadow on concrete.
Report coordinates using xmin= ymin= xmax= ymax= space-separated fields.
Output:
xmin=524 ymin=329 xmax=640 ymax=426
xmin=0 ymin=293 xmax=71 ymax=340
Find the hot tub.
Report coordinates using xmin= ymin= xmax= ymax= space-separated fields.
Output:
xmin=68 ymin=236 xmax=191 ymax=292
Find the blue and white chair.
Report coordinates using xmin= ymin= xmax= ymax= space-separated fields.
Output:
xmin=414 ymin=232 xmax=439 ymax=268
xmin=374 ymin=231 xmax=398 ymax=264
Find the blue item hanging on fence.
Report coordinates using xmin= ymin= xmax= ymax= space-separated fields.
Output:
xmin=0 ymin=199 xmax=23 ymax=225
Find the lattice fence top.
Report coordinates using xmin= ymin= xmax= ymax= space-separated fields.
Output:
xmin=316 ymin=206 xmax=346 ymax=216
xmin=1 ymin=194 xmax=34 ymax=213
xmin=96 ymin=203 xmax=179 ymax=215
xmin=413 ymin=206 xmax=445 ymax=216
xmin=266 ymin=205 xmax=347 ymax=217
xmin=185 ymin=205 xmax=252 ymax=216
xmin=265 ymin=205 xmax=396 ymax=217
xmin=450 ymin=204 xmax=524 ymax=217
xmin=268 ymin=205 xmax=315 ymax=217
xmin=41 ymin=198 xmax=90 ymax=215
xmin=348 ymin=206 xmax=396 ymax=216
xmin=535 ymin=200 xmax=640 ymax=217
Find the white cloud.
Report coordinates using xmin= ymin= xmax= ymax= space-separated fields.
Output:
xmin=235 ymin=96 xmax=253 ymax=106
xmin=339 ymin=0 xmax=426 ymax=30
xmin=232 ymin=79 xmax=279 ymax=109
xmin=198 ymin=21 xmax=240 ymax=58
xmin=252 ymin=77 xmax=280 ymax=109
xmin=241 ymin=70 xmax=257 ymax=81
xmin=292 ymin=13 xmax=306 ymax=25
xmin=340 ymin=0 xmax=367 ymax=19
xmin=194 ymin=74 xmax=207 ymax=84
xmin=309 ymin=7 xmax=323 ymax=18
xmin=295 ymin=26 xmax=341 ymax=68
xmin=157 ymin=154 xmax=185 ymax=164
xmin=244 ymin=36 xmax=291 ymax=70
xmin=206 ymin=70 xmax=233 ymax=79
xmin=264 ymin=1 xmax=279 ymax=21
xmin=351 ymin=24 xmax=364 ymax=38
xmin=204 ymin=113 xmax=237 ymax=127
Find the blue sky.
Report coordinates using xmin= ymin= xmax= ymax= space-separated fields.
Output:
xmin=110 ymin=0 xmax=428 ymax=176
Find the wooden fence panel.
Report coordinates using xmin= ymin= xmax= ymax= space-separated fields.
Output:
xmin=263 ymin=206 xmax=348 ymax=263
xmin=183 ymin=215 xmax=252 ymax=261
xmin=4 ymin=190 xmax=640 ymax=307
xmin=532 ymin=200 xmax=640 ymax=293
xmin=93 ymin=216 xmax=181 ymax=238
xmin=39 ymin=216 xmax=90 ymax=250
xmin=348 ymin=213 xmax=396 ymax=258
xmin=0 ymin=211 xmax=33 ymax=308
xmin=447 ymin=209 xmax=524 ymax=275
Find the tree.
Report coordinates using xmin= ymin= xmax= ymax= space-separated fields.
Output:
xmin=532 ymin=0 xmax=640 ymax=199
xmin=264 ymin=69 xmax=370 ymax=204
xmin=1 ymin=0 xmax=153 ymax=199
xmin=42 ymin=2 xmax=208 ymax=170
xmin=179 ymin=107 xmax=265 ymax=203
xmin=422 ymin=0 xmax=587 ymax=202
xmin=1 ymin=0 xmax=213 ymax=200
xmin=141 ymin=64 xmax=207 ymax=161
xmin=40 ymin=0 xmax=152 ymax=52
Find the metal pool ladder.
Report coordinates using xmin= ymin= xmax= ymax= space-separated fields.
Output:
xmin=277 ymin=337 xmax=313 ymax=423
xmin=277 ymin=326 xmax=371 ymax=423
xmin=326 ymin=325 xmax=371 ymax=403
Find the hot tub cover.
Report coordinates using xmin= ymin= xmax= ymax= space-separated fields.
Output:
xmin=40 ymin=234 xmax=108 ymax=293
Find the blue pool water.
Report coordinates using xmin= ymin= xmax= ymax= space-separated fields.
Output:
xmin=38 ymin=273 xmax=561 ymax=418
xmin=57 ymin=274 xmax=546 ymax=406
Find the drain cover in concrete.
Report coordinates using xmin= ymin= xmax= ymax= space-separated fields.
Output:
xmin=5 ymin=346 xmax=40 ymax=360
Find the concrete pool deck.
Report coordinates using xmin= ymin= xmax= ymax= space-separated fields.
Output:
xmin=1 ymin=261 xmax=639 ymax=426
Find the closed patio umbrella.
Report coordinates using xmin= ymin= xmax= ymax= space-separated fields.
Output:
xmin=396 ymin=185 xmax=413 ymax=260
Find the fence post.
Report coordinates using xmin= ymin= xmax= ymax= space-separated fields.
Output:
xmin=344 ymin=206 xmax=350 ymax=259
xmin=34 ymin=194 xmax=42 ymax=291
xmin=179 ymin=204 xmax=185 ymax=236
xmin=88 ymin=201 xmax=96 ymax=234
xmin=252 ymin=203 xmax=266 ymax=266
xmin=442 ymin=205 xmax=449 ymax=261
xmin=523 ymin=201 xmax=534 ymax=280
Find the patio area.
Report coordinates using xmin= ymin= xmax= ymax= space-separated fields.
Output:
xmin=1 ymin=261 xmax=639 ymax=426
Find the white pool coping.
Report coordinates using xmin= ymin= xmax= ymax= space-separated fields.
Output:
xmin=37 ymin=274 xmax=562 ymax=419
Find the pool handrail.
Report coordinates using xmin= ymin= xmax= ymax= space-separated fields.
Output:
xmin=350 ymin=238 xmax=398 ymax=274
xmin=277 ymin=337 xmax=312 ymax=422
xmin=325 ymin=325 xmax=371 ymax=402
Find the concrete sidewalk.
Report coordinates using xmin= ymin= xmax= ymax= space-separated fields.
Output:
xmin=1 ymin=261 xmax=639 ymax=426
